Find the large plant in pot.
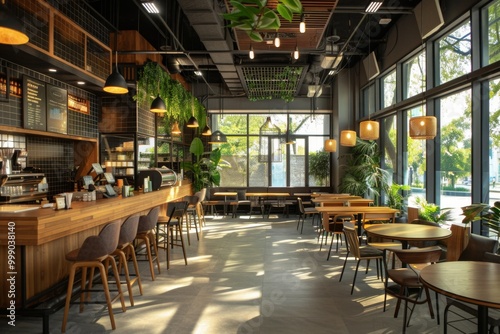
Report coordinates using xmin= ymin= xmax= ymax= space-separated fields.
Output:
xmin=181 ymin=137 xmax=230 ymax=192
xmin=339 ymin=139 xmax=390 ymax=202
xmin=386 ymin=183 xmax=411 ymax=223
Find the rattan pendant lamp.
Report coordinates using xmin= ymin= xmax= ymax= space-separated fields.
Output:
xmin=341 ymin=69 xmax=356 ymax=146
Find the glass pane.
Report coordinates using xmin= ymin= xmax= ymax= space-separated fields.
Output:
xmin=485 ymin=0 xmax=500 ymax=65
xmin=438 ymin=89 xmax=472 ymax=222
xmin=363 ymin=84 xmax=375 ymax=117
xmin=289 ymin=137 xmax=306 ymax=186
xmin=403 ymin=51 xmax=425 ymax=99
xmin=437 ymin=20 xmax=471 ymax=85
xmin=382 ymin=70 xmax=396 ymax=108
xmin=407 ymin=105 xmax=427 ymax=206
xmin=383 ymin=114 xmax=397 ymax=175
xmin=219 ymin=136 xmax=247 ymax=187
xmin=213 ymin=114 xmax=247 ymax=135
xmin=249 ymin=135 xmax=268 ymax=186
xmin=293 ymin=114 xmax=329 ymax=135
xmin=489 ymin=78 xmax=500 ymax=208
xmin=308 ymin=136 xmax=329 ymax=186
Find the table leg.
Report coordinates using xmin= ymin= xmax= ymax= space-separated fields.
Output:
xmin=477 ymin=305 xmax=488 ymax=334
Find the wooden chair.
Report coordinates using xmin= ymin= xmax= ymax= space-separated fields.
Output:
xmin=135 ymin=206 xmax=161 ymax=280
xmin=340 ymin=222 xmax=385 ymax=295
xmin=296 ymin=197 xmax=318 ymax=233
xmin=112 ymin=214 xmax=143 ymax=306
xmin=383 ymin=246 xmax=442 ymax=334
xmin=183 ymin=195 xmax=200 ymax=244
xmin=62 ymin=220 xmax=126 ymax=332
xmin=320 ymin=212 xmax=354 ymax=260
xmin=194 ymin=188 xmax=207 ymax=227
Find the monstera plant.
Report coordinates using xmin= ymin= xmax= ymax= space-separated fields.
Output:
xmin=223 ymin=0 xmax=303 ymax=42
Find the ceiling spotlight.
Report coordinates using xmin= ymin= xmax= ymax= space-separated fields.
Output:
xmin=141 ymin=1 xmax=159 ymax=14
xmin=299 ymin=14 xmax=306 ymax=33
xmin=365 ymin=1 xmax=383 ymax=13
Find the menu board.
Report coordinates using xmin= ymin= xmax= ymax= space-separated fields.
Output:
xmin=23 ymin=76 xmax=47 ymax=131
xmin=46 ymin=84 xmax=67 ymax=134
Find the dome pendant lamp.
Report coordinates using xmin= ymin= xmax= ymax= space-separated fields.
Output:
xmin=0 ymin=0 xmax=29 ymax=45
xmin=359 ymin=120 xmax=379 ymax=140
xmin=340 ymin=130 xmax=356 ymax=147
xmin=324 ymin=139 xmax=337 ymax=152
xmin=103 ymin=51 xmax=128 ymax=94
xmin=150 ymin=95 xmax=166 ymax=113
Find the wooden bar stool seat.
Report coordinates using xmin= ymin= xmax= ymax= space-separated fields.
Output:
xmin=135 ymin=206 xmax=161 ymax=280
xmin=157 ymin=201 xmax=188 ymax=269
xmin=61 ymin=220 xmax=126 ymax=333
xmin=112 ymin=214 xmax=143 ymax=306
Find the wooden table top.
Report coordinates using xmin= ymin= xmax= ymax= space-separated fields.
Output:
xmin=310 ymin=193 xmax=354 ymax=198
xmin=246 ymin=192 xmax=290 ymax=197
xmin=364 ymin=223 xmax=452 ymax=242
xmin=213 ymin=192 xmax=238 ymax=196
xmin=315 ymin=206 xmax=398 ymax=214
xmin=312 ymin=198 xmax=374 ymax=205
xmin=420 ymin=261 xmax=500 ymax=309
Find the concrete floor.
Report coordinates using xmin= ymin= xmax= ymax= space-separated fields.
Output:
xmin=0 ymin=213 xmax=484 ymax=333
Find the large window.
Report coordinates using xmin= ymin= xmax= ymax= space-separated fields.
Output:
xmin=438 ymin=89 xmax=472 ymax=219
xmin=484 ymin=0 xmax=500 ymax=65
xmin=437 ymin=20 xmax=471 ymax=85
xmin=213 ymin=113 xmax=330 ymax=187
xmin=403 ymin=51 xmax=425 ymax=99
xmin=362 ymin=84 xmax=376 ymax=118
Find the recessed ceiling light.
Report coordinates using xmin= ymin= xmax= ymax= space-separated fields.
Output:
xmin=77 ymin=81 xmax=85 ymax=85
xmin=379 ymin=18 xmax=392 ymax=25
xmin=48 ymin=68 xmax=57 ymax=72
xmin=194 ymin=71 xmax=202 ymax=76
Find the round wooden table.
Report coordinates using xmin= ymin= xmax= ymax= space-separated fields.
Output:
xmin=420 ymin=261 xmax=500 ymax=333
xmin=364 ymin=223 xmax=452 ymax=249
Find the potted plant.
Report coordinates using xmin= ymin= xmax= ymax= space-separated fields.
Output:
xmin=181 ymin=137 xmax=230 ymax=192
xmin=415 ymin=197 xmax=453 ymax=225
xmin=483 ymin=202 xmax=500 ymax=244
xmin=386 ymin=183 xmax=411 ymax=223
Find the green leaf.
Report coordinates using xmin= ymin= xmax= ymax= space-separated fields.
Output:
xmin=189 ymin=137 xmax=204 ymax=160
xmin=248 ymin=30 xmax=264 ymax=42
xmin=276 ymin=4 xmax=293 ymax=22
xmin=280 ymin=0 xmax=302 ymax=13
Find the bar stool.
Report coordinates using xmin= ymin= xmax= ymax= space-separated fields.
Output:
xmin=194 ymin=188 xmax=207 ymax=227
xmin=62 ymin=220 xmax=126 ymax=333
xmin=157 ymin=201 xmax=188 ymax=269
xmin=135 ymin=206 xmax=161 ymax=280
xmin=184 ymin=195 xmax=200 ymax=243
xmin=112 ymin=214 xmax=143 ymax=306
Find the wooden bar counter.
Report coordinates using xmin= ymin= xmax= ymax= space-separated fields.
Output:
xmin=0 ymin=181 xmax=192 ymax=309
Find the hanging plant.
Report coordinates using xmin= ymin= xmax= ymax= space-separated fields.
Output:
xmin=134 ymin=62 xmax=206 ymax=132
xmin=223 ymin=0 xmax=303 ymax=42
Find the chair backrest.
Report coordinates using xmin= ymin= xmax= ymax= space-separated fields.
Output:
xmin=77 ymin=220 xmax=121 ymax=261
xmin=297 ymin=197 xmax=305 ymax=214
xmin=458 ymin=233 xmax=499 ymax=261
xmin=322 ymin=202 xmax=345 ymax=207
xmin=324 ymin=213 xmax=353 ymax=233
xmin=343 ymin=221 xmax=361 ymax=258
xmin=363 ymin=212 xmax=396 ymax=224
xmin=392 ymin=246 xmax=442 ymax=266
xmin=346 ymin=201 xmax=371 ymax=207
xmin=184 ymin=195 xmax=199 ymax=207
xmin=167 ymin=201 xmax=188 ymax=222
xmin=137 ymin=206 xmax=160 ymax=233
xmin=195 ymin=188 xmax=207 ymax=202
xmin=119 ymin=215 xmax=140 ymax=245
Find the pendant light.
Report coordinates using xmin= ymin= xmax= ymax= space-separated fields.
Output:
xmin=359 ymin=22 xmax=378 ymax=141
xmin=299 ymin=14 xmax=306 ymax=33
xmin=103 ymin=51 xmax=128 ymax=94
xmin=186 ymin=92 xmax=198 ymax=127
xmin=408 ymin=2 xmax=437 ymax=140
xmin=171 ymin=122 xmax=181 ymax=136
xmin=274 ymin=33 xmax=280 ymax=47
xmin=150 ymin=94 xmax=166 ymax=113
xmin=0 ymin=0 xmax=29 ymax=45
xmin=293 ymin=45 xmax=299 ymax=60
xmin=324 ymin=139 xmax=337 ymax=152
xmin=341 ymin=68 xmax=357 ymax=146
xmin=249 ymin=45 xmax=255 ymax=59
xmin=209 ymin=94 xmax=227 ymax=144
xmin=202 ymin=114 xmax=212 ymax=136
xmin=409 ymin=115 xmax=437 ymax=139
